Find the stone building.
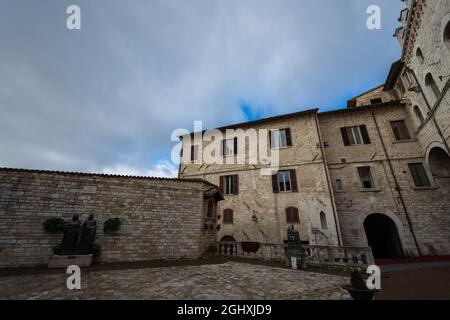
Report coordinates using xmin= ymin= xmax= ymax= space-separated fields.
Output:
xmin=179 ymin=0 xmax=450 ymax=259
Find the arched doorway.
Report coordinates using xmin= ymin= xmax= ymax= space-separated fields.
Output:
xmin=428 ymin=147 xmax=450 ymax=179
xmin=364 ymin=214 xmax=404 ymax=259
xmin=220 ymin=235 xmax=236 ymax=242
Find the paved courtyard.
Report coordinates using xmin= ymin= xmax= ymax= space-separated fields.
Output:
xmin=0 ymin=261 xmax=351 ymax=300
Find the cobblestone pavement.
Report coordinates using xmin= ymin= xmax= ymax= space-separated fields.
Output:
xmin=0 ymin=262 xmax=350 ymax=300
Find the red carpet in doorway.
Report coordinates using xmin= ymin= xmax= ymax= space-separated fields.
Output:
xmin=375 ymin=255 xmax=450 ymax=265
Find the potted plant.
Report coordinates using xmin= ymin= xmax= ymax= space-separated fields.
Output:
xmin=42 ymin=218 xmax=65 ymax=233
xmin=341 ymin=270 xmax=379 ymax=300
xmin=103 ymin=217 xmax=122 ymax=233
xmin=205 ymin=244 xmax=218 ymax=258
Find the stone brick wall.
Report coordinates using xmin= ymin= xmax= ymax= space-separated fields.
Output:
xmin=0 ymin=169 xmax=220 ymax=268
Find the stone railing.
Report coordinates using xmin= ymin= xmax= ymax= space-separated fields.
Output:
xmin=303 ymin=245 xmax=374 ymax=269
xmin=217 ymin=241 xmax=374 ymax=269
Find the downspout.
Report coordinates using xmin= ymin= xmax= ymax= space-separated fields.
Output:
xmin=314 ymin=111 xmax=342 ymax=246
xmin=371 ymin=106 xmax=422 ymax=256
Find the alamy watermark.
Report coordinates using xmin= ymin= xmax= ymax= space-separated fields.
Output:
xmin=367 ymin=5 xmax=381 ymax=30
xmin=171 ymin=121 xmax=280 ymax=176
xmin=66 ymin=5 xmax=81 ymax=30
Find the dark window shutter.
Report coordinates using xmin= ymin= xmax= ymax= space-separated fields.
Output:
xmin=221 ymin=139 xmax=225 ymax=157
xmin=285 ymin=128 xmax=292 ymax=146
xmin=223 ymin=209 xmax=233 ymax=224
xmin=219 ymin=176 xmax=224 ymax=194
xmin=292 ymin=207 xmax=299 ymax=223
xmin=207 ymin=200 xmax=214 ymax=217
xmin=340 ymin=127 xmax=350 ymax=146
xmin=360 ymin=125 xmax=371 ymax=144
xmin=269 ymin=130 xmax=272 ymax=148
xmin=289 ymin=169 xmax=298 ymax=192
xmin=272 ymin=173 xmax=279 ymax=193
xmin=233 ymin=175 xmax=239 ymax=195
xmin=285 ymin=207 xmax=292 ymax=223
xmin=190 ymin=145 xmax=195 ymax=161
xmin=234 ymin=137 xmax=238 ymax=155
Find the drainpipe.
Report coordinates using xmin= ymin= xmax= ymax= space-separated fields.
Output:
xmin=314 ymin=111 xmax=343 ymax=246
xmin=408 ymin=68 xmax=450 ymax=155
xmin=371 ymin=106 xmax=422 ymax=256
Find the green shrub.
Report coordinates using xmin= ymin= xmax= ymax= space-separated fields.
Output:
xmin=350 ymin=270 xmax=368 ymax=290
xmin=104 ymin=218 xmax=122 ymax=233
xmin=207 ymin=244 xmax=218 ymax=253
xmin=90 ymin=243 xmax=102 ymax=258
xmin=52 ymin=242 xmax=62 ymax=255
xmin=43 ymin=218 xmax=65 ymax=233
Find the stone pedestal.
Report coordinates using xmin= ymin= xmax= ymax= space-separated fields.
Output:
xmin=48 ymin=254 xmax=93 ymax=269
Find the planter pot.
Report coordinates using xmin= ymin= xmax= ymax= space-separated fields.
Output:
xmin=241 ymin=242 xmax=260 ymax=253
xmin=341 ymin=285 xmax=379 ymax=300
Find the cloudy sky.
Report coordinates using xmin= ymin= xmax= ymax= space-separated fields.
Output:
xmin=0 ymin=0 xmax=404 ymax=177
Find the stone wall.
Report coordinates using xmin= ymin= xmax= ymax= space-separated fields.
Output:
xmin=0 ymin=168 xmax=220 ymax=268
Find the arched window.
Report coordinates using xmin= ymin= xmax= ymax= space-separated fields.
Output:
xmin=425 ymin=73 xmax=441 ymax=101
xmin=416 ymin=47 xmax=424 ymax=64
xmin=320 ymin=211 xmax=328 ymax=230
xmin=444 ymin=21 xmax=450 ymax=48
xmin=285 ymin=207 xmax=300 ymax=224
xmin=223 ymin=209 xmax=233 ymax=224
xmin=414 ymin=105 xmax=425 ymax=123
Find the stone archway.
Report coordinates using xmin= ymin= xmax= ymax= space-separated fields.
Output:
xmin=364 ymin=213 xmax=404 ymax=259
xmin=220 ymin=235 xmax=236 ymax=242
xmin=428 ymin=147 xmax=450 ymax=187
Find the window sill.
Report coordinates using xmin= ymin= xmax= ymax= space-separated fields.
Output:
xmin=359 ymin=188 xmax=381 ymax=193
xmin=271 ymin=146 xmax=292 ymax=150
xmin=412 ymin=186 xmax=438 ymax=191
xmin=344 ymin=143 xmax=370 ymax=147
xmin=392 ymin=139 xmax=417 ymax=144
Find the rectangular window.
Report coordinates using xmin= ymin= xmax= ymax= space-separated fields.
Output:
xmin=220 ymin=175 xmax=239 ymax=195
xmin=370 ymin=98 xmax=383 ymax=105
xmin=278 ymin=171 xmax=292 ymax=192
xmin=402 ymin=70 xmax=412 ymax=87
xmin=390 ymin=120 xmax=411 ymax=141
xmin=222 ymin=138 xmax=235 ymax=156
xmin=270 ymin=128 xmax=292 ymax=148
xmin=335 ymin=179 xmax=343 ymax=191
xmin=358 ymin=167 xmax=375 ymax=189
xmin=286 ymin=207 xmax=300 ymax=224
xmin=408 ymin=163 xmax=431 ymax=187
xmin=340 ymin=125 xmax=371 ymax=146
xmin=397 ymin=78 xmax=406 ymax=95
xmin=191 ymin=145 xmax=199 ymax=162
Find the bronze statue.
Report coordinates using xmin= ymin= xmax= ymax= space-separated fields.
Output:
xmin=61 ymin=214 xmax=82 ymax=255
xmin=78 ymin=214 xmax=97 ymax=254
xmin=286 ymin=225 xmax=306 ymax=268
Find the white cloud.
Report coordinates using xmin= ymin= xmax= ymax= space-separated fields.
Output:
xmin=99 ymin=161 xmax=178 ymax=178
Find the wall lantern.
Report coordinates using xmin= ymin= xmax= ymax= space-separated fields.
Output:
xmin=252 ymin=210 xmax=258 ymax=223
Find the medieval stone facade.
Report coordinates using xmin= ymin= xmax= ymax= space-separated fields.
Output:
xmin=179 ymin=0 xmax=450 ymax=259
xmin=0 ymin=168 xmax=222 ymax=268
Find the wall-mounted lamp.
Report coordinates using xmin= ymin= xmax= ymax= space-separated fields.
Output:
xmin=252 ymin=210 xmax=258 ymax=222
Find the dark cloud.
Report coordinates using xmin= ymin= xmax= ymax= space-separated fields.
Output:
xmin=0 ymin=0 xmax=403 ymax=177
